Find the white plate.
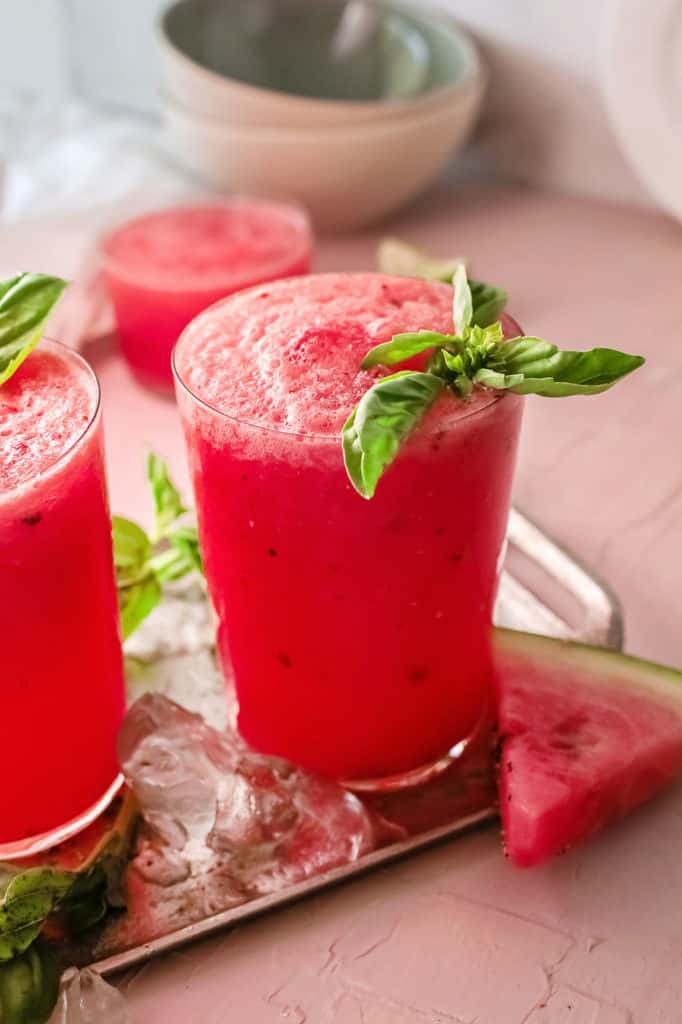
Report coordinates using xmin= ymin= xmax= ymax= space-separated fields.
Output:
xmin=601 ymin=0 xmax=682 ymax=221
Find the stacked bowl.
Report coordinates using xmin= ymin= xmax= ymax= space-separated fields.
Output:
xmin=158 ymin=0 xmax=485 ymax=232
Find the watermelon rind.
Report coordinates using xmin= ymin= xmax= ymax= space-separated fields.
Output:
xmin=496 ymin=628 xmax=682 ymax=707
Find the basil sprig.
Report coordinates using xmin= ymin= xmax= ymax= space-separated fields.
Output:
xmin=113 ymin=454 xmax=203 ymax=639
xmin=0 ymin=274 xmax=68 ymax=385
xmin=342 ymin=263 xmax=644 ymax=498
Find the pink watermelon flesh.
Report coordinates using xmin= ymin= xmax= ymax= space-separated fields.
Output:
xmin=495 ymin=629 xmax=682 ymax=868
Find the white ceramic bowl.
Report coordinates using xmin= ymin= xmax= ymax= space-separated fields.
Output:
xmin=158 ymin=0 xmax=482 ymax=128
xmin=161 ymin=71 xmax=485 ymax=232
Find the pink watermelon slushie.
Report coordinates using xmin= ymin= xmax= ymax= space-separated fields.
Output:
xmin=101 ymin=200 xmax=313 ymax=392
xmin=0 ymin=342 xmax=125 ymax=849
xmin=174 ymin=274 xmax=523 ymax=781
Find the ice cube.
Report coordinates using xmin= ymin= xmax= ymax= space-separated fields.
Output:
xmin=133 ymin=829 xmax=191 ymax=886
xmin=118 ymin=695 xmax=374 ymax=904
xmin=216 ymin=754 xmax=374 ymax=894
xmin=117 ymin=696 xmax=220 ymax=859
xmin=210 ymin=755 xmax=299 ymax=853
xmin=48 ymin=969 xmax=128 ymax=1024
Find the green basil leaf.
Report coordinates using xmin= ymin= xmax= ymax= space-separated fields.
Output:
xmin=148 ymin=526 xmax=203 ymax=583
xmin=426 ymin=349 xmax=447 ymax=375
xmin=342 ymin=371 xmax=444 ymax=499
xmin=0 ymin=941 xmax=60 ymax=1024
xmin=111 ymin=516 xmax=152 ymax=585
xmin=149 ymin=546 xmax=192 ymax=584
xmin=150 ymin=549 xmax=193 ymax=584
xmin=146 ymin=454 xmax=186 ymax=538
xmin=473 ymin=367 xmax=526 ymax=391
xmin=452 ymin=263 xmax=472 ymax=334
xmin=441 ymin=349 xmax=465 ymax=374
xmin=509 ymin=374 xmax=638 ymax=396
xmin=492 ymin=336 xmax=557 ymax=367
xmin=490 ymin=341 xmax=645 ymax=396
xmin=453 ymin=374 xmax=474 ymax=398
xmin=0 ymin=873 xmax=16 ymax=900
xmin=469 ymin=278 xmax=508 ymax=327
xmin=61 ymin=867 xmax=109 ymax=933
xmin=118 ymin=575 xmax=162 ymax=640
xmin=360 ymin=331 xmax=456 ymax=370
xmin=168 ymin=525 xmax=203 ymax=574
xmin=377 ymin=238 xmax=464 ymax=283
xmin=0 ymin=276 xmax=25 ymax=303
xmin=0 ymin=274 xmax=68 ymax=386
xmin=475 ymin=321 xmax=505 ymax=346
xmin=0 ymin=870 xmax=73 ymax=962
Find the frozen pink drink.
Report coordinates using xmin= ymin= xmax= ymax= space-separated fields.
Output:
xmin=101 ymin=200 xmax=313 ymax=392
xmin=174 ymin=274 xmax=523 ymax=780
xmin=0 ymin=342 xmax=125 ymax=847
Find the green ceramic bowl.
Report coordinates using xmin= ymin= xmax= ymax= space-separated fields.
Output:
xmin=160 ymin=0 xmax=481 ymax=125
xmin=163 ymin=0 xmax=431 ymax=102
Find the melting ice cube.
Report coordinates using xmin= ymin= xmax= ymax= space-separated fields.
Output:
xmin=48 ymin=969 xmax=127 ymax=1024
xmin=118 ymin=694 xmax=374 ymax=896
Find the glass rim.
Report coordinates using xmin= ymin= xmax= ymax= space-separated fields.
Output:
xmin=98 ymin=196 xmax=313 ymax=294
xmin=0 ymin=773 xmax=124 ymax=861
xmin=0 ymin=338 xmax=102 ymax=501
xmin=172 ymin=320 xmax=508 ymax=443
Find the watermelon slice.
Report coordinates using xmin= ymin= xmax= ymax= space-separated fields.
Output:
xmin=496 ymin=629 xmax=682 ymax=867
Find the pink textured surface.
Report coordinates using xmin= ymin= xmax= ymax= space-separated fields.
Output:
xmin=3 ymin=184 xmax=682 ymax=1020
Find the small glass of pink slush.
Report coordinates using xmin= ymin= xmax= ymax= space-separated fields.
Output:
xmin=100 ymin=199 xmax=313 ymax=393
xmin=174 ymin=274 xmax=523 ymax=783
xmin=0 ymin=341 xmax=126 ymax=855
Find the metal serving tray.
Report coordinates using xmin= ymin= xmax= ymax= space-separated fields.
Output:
xmin=81 ymin=509 xmax=621 ymax=977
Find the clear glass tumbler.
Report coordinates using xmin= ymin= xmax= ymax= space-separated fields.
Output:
xmin=0 ymin=341 xmax=125 ymax=857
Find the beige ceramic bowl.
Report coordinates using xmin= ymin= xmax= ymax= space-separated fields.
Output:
xmin=161 ymin=70 xmax=485 ymax=233
xmin=158 ymin=0 xmax=482 ymax=128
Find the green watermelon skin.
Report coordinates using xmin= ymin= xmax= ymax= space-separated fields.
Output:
xmin=495 ymin=629 xmax=682 ymax=868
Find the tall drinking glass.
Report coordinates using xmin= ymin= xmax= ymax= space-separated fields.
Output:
xmin=174 ymin=273 xmax=523 ymax=784
xmin=0 ymin=341 xmax=125 ymax=856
